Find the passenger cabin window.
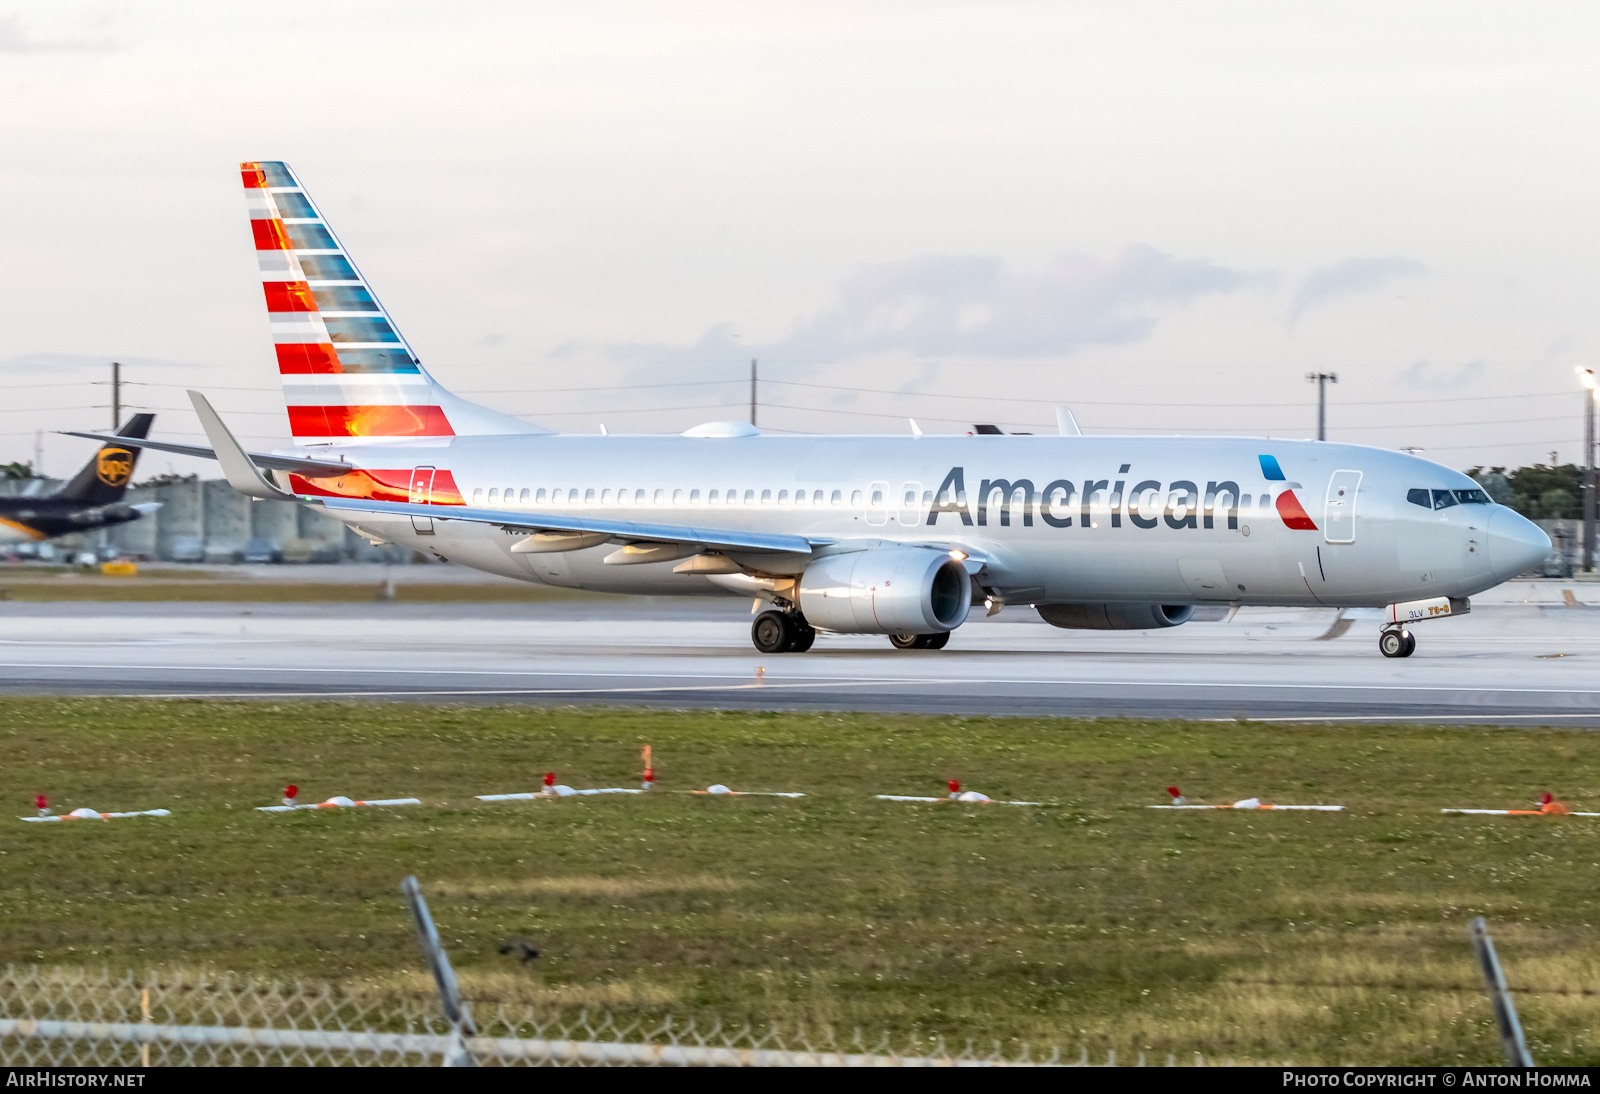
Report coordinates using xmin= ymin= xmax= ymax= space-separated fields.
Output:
xmin=535 ymin=489 xmax=546 ymax=502
xmin=520 ymin=488 xmax=530 ymax=503
xmin=487 ymin=489 xmax=498 ymax=503
xmin=761 ymin=489 xmax=772 ymax=504
xmin=654 ymin=489 xmax=665 ymax=504
xmin=690 ymin=489 xmax=701 ymax=502
xmin=851 ymin=490 xmax=862 ymax=505
xmin=831 ymin=490 xmax=842 ymax=505
xmin=778 ymin=490 xmax=789 ymax=504
xmin=744 ymin=489 xmax=755 ymax=504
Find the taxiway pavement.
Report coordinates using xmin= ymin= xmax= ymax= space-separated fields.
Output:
xmin=0 ymin=580 xmax=1596 ymax=723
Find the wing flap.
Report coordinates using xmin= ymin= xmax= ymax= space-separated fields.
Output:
xmin=319 ymin=496 xmax=815 ymax=555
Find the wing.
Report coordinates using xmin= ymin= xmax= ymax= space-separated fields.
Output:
xmin=319 ymin=496 xmax=817 ymax=556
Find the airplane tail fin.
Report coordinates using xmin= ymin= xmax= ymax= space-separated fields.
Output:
xmin=240 ymin=161 xmax=545 ymax=443
xmin=56 ymin=413 xmax=153 ymax=504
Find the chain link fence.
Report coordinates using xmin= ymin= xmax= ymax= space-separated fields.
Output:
xmin=0 ymin=964 xmax=1207 ymax=1067
xmin=0 ymin=879 xmax=1528 ymax=1067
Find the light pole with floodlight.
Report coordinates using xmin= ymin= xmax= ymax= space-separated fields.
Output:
xmin=1306 ymin=372 xmax=1338 ymax=441
xmin=1579 ymin=367 xmax=1598 ymax=574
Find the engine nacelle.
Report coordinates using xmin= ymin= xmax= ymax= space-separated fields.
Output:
xmin=1036 ymin=603 xmax=1195 ymax=630
xmin=798 ymin=547 xmax=972 ymax=634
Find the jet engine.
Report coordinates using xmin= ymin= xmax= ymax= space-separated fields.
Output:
xmin=798 ymin=547 xmax=972 ymax=634
xmin=1036 ymin=603 xmax=1195 ymax=630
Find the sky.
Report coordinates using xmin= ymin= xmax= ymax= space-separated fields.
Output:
xmin=2 ymin=1 xmax=1599 ymax=478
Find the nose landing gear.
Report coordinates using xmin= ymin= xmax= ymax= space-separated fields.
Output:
xmin=751 ymin=610 xmax=816 ymax=653
xmin=1379 ymin=627 xmax=1416 ymax=658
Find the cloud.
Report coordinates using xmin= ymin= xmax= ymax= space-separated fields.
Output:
xmin=608 ymin=246 xmax=1263 ymax=368
xmin=1395 ymin=359 xmax=1484 ymax=390
xmin=1290 ymin=256 xmax=1427 ymax=321
xmin=0 ymin=15 xmax=115 ymax=54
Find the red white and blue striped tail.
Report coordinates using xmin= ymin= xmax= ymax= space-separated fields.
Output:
xmin=242 ymin=161 xmax=543 ymax=442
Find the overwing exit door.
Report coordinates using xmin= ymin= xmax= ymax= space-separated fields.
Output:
xmin=409 ymin=466 xmax=436 ymax=534
xmin=1324 ymin=470 xmax=1361 ymax=544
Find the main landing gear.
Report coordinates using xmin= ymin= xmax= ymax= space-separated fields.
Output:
xmin=888 ymin=632 xmax=950 ymax=650
xmin=751 ymin=610 xmax=815 ymax=654
xmin=1378 ymin=627 xmax=1416 ymax=659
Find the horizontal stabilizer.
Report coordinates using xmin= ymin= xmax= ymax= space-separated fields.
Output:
xmin=60 ymin=432 xmax=355 ymax=478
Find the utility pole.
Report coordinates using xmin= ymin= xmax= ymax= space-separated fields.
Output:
xmin=111 ymin=361 xmax=122 ymax=431
xmin=1579 ymin=367 xmax=1598 ymax=574
xmin=1305 ymin=372 xmax=1337 ymax=441
xmin=750 ymin=358 xmax=757 ymax=428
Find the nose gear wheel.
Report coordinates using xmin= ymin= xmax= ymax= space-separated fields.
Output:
xmin=1379 ymin=628 xmax=1415 ymax=658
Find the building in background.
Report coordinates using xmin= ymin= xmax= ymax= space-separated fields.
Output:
xmin=0 ymin=476 xmax=416 ymax=564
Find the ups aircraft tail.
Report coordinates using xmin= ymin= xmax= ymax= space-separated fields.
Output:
xmin=55 ymin=414 xmax=153 ymax=505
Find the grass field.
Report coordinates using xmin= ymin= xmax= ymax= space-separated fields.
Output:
xmin=3 ymin=698 xmax=1599 ymax=1064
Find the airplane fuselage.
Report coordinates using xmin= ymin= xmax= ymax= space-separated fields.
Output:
xmin=286 ymin=433 xmax=1546 ymax=609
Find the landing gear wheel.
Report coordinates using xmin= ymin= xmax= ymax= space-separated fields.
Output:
xmin=888 ymin=632 xmax=951 ymax=650
xmin=752 ymin=610 xmax=797 ymax=654
xmin=789 ymin=621 xmax=817 ymax=653
xmin=1379 ymin=629 xmax=1415 ymax=658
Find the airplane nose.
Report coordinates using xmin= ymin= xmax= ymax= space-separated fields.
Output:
xmin=1487 ymin=507 xmax=1551 ymax=582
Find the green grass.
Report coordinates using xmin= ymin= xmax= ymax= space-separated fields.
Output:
xmin=3 ymin=698 xmax=1599 ymax=1064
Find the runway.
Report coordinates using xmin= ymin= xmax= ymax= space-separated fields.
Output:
xmin=0 ymin=580 xmax=1597 ymax=722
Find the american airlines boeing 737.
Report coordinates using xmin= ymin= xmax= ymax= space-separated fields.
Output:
xmin=73 ymin=162 xmax=1552 ymax=659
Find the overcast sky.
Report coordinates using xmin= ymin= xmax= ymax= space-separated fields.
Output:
xmin=3 ymin=1 xmax=1598 ymax=477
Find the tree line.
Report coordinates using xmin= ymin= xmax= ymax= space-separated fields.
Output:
xmin=1469 ymin=463 xmax=1586 ymax=521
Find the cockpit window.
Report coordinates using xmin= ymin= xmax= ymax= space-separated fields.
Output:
xmin=1453 ymin=488 xmax=1491 ymax=505
xmin=1430 ymin=489 xmax=1458 ymax=510
xmin=1406 ymin=488 xmax=1430 ymax=508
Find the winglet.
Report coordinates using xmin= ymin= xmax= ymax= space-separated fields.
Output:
xmin=1055 ymin=407 xmax=1082 ymax=437
xmin=187 ymin=391 xmax=300 ymax=501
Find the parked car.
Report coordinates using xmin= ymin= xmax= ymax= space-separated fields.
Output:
xmin=167 ymin=535 xmax=204 ymax=563
xmin=242 ymin=537 xmax=282 ymax=564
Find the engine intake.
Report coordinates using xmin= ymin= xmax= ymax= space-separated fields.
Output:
xmin=1036 ymin=603 xmax=1195 ymax=630
xmin=798 ymin=547 xmax=972 ymax=634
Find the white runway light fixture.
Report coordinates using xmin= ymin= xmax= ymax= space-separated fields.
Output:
xmin=22 ymin=807 xmax=171 ymax=823
xmin=258 ymin=796 xmax=420 ymax=813
xmin=1150 ymin=786 xmax=1342 ymax=810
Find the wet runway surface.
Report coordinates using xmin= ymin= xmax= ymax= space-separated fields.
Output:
xmin=1 ymin=581 xmax=1597 ymax=723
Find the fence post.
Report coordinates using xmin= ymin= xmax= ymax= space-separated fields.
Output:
xmin=401 ymin=875 xmax=476 ymax=1067
xmin=1468 ymin=916 xmax=1534 ymax=1066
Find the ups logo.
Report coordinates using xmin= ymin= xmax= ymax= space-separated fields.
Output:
xmin=97 ymin=448 xmax=133 ymax=487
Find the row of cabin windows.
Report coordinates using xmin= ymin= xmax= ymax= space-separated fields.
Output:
xmin=470 ymin=487 xmax=880 ymax=507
